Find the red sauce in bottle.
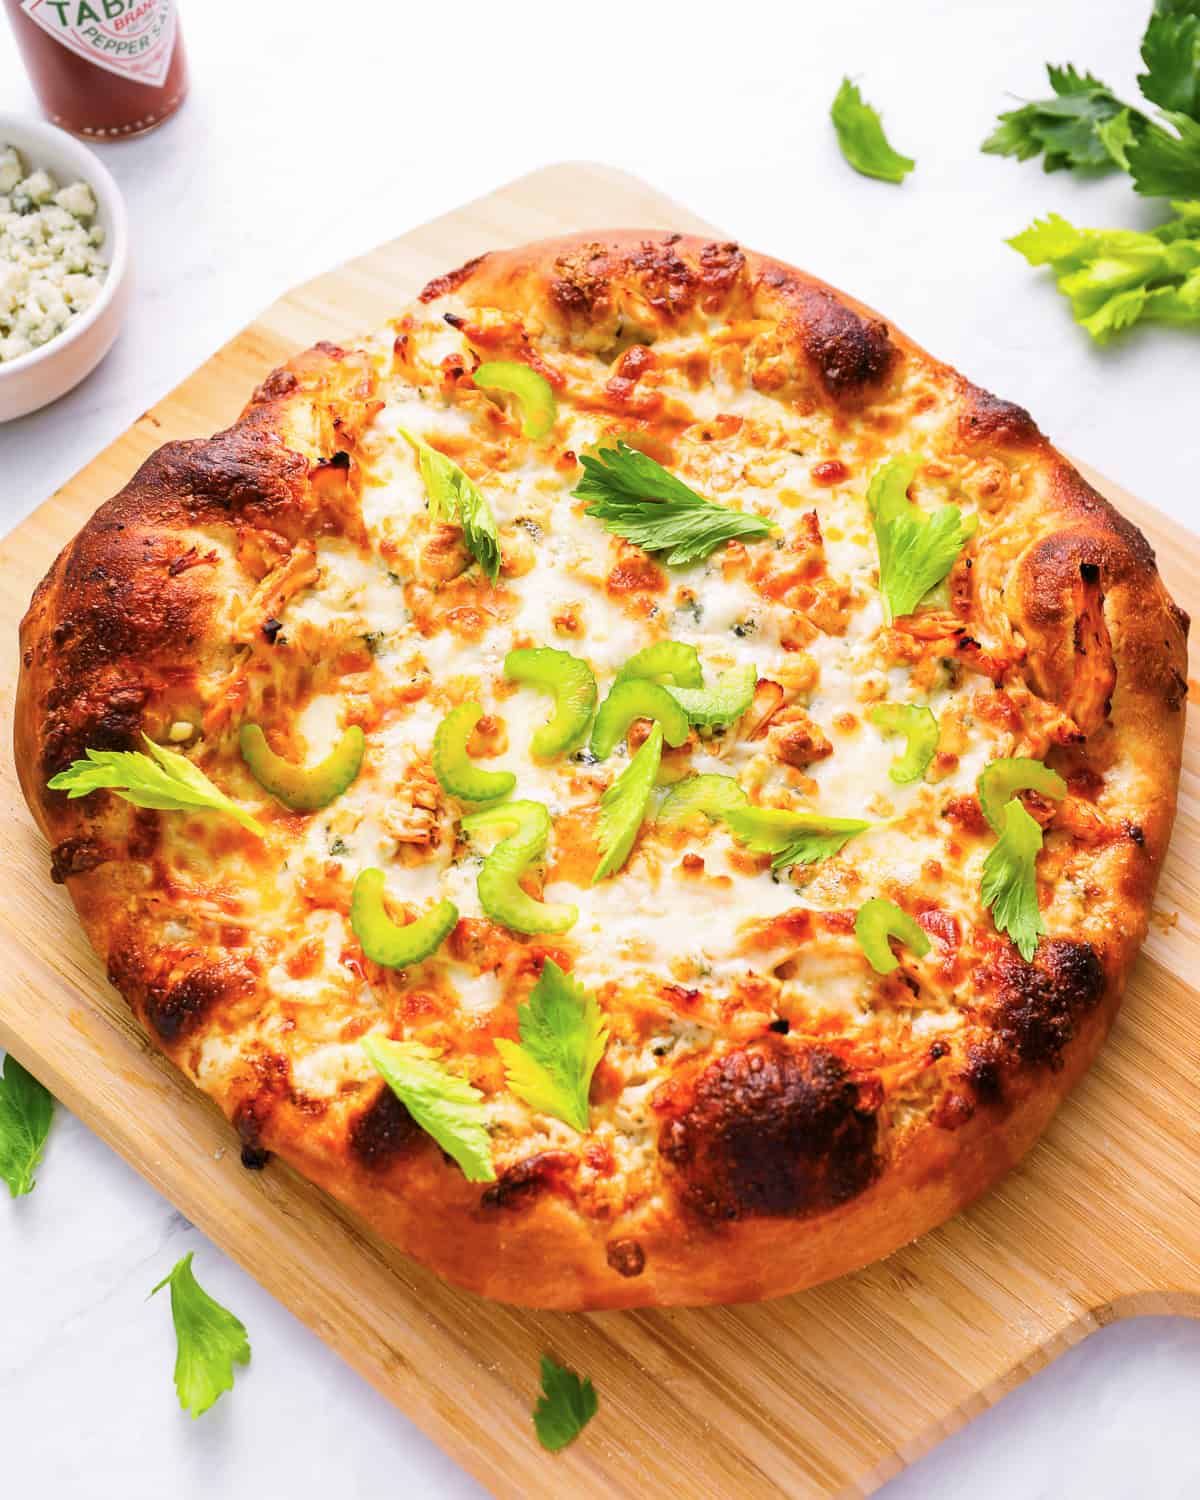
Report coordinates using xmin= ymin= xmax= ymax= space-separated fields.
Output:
xmin=3 ymin=0 xmax=188 ymax=139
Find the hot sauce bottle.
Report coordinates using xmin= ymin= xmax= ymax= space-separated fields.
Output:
xmin=3 ymin=0 xmax=188 ymax=139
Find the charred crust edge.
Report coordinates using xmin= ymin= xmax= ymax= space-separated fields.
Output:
xmin=478 ymin=1149 xmax=575 ymax=1211
xmin=657 ymin=1041 xmax=880 ymax=1222
xmin=349 ymin=1084 xmax=422 ymax=1170
xmin=418 ymin=253 xmax=488 ymax=304
xmin=962 ymin=939 xmax=1108 ymax=1105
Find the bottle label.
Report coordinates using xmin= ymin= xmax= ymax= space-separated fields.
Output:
xmin=19 ymin=0 xmax=178 ymax=89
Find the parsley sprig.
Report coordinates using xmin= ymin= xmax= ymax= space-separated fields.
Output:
xmin=0 ymin=1053 xmax=54 ymax=1198
xmin=866 ymin=455 xmax=976 ymax=623
xmin=573 ymin=441 xmax=775 ymax=566
xmin=723 ymin=806 xmax=870 ymax=869
xmin=151 ymin=1253 xmax=251 ymax=1418
xmin=533 ymin=1355 xmax=598 ymax=1451
xmin=980 ymin=797 xmax=1047 ymax=962
xmin=984 ymin=3 xmax=1200 ymax=202
xmin=48 ymin=735 xmax=265 ymax=836
xmin=400 ymin=430 xmax=501 ymax=581
xmin=983 ymin=64 xmax=1144 ymax=175
xmin=363 ymin=1036 xmax=495 ymax=1182
xmin=496 ymin=960 xmax=608 ymax=1132
xmin=831 ymin=77 xmax=916 ymax=184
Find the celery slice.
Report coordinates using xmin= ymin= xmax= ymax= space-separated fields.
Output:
xmin=350 ymin=869 xmax=458 ymax=968
xmin=977 ymin=757 xmax=1066 ymax=834
xmin=614 ymin=640 xmax=703 ymax=689
xmin=432 ymin=702 xmax=516 ymax=803
xmin=869 ymin=703 xmax=939 ymax=785
xmin=665 ymin=662 xmax=757 ymax=729
xmin=239 ymin=723 xmax=364 ymax=812
xmin=590 ymin=678 xmax=690 ymax=759
xmin=472 ymin=360 xmax=557 ymax=440
xmin=463 ymin=800 xmax=578 ymax=934
xmin=656 ymin=773 xmax=748 ymax=830
xmin=854 ymin=897 xmax=931 ymax=975
xmin=504 ymin=647 xmax=597 ymax=758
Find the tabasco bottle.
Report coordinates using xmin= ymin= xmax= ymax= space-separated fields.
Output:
xmin=2 ymin=0 xmax=188 ymax=139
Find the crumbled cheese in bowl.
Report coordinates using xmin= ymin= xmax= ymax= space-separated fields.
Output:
xmin=0 ymin=144 xmax=108 ymax=365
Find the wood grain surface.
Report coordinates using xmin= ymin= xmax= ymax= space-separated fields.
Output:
xmin=1 ymin=162 xmax=1197 ymax=1499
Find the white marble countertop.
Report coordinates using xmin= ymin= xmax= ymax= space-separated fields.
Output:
xmin=2 ymin=1 xmax=1197 ymax=1495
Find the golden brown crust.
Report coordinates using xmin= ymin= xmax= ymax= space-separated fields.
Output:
xmin=16 ymin=231 xmax=1188 ymax=1308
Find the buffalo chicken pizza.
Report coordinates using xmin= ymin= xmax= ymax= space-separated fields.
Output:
xmin=16 ymin=231 xmax=1188 ymax=1308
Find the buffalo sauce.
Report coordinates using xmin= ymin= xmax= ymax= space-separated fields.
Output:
xmin=3 ymin=0 xmax=188 ymax=138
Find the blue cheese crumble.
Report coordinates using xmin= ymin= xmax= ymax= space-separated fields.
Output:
xmin=0 ymin=144 xmax=108 ymax=364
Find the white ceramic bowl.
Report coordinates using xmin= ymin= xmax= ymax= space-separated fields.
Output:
xmin=0 ymin=113 xmax=131 ymax=423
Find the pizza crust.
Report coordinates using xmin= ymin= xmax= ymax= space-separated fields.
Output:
xmin=15 ymin=232 xmax=1187 ymax=1308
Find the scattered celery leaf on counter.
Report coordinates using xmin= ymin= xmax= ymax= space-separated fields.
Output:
xmin=982 ymin=64 xmax=1144 ymax=174
xmin=1008 ymin=206 xmax=1200 ymax=341
xmin=830 ymin=78 xmax=915 ymax=183
xmin=533 ymin=1355 xmax=599 ymax=1451
xmin=0 ymin=1053 xmax=54 ymax=1198
xmin=1138 ymin=0 xmax=1200 ymax=118
xmin=150 ymin=1253 xmax=250 ymax=1418
xmin=1128 ymin=110 xmax=1200 ymax=198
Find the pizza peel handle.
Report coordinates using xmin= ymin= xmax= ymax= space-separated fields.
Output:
xmin=1 ymin=164 xmax=1198 ymax=1500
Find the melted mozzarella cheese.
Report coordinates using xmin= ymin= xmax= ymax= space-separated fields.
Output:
xmin=208 ymin=296 xmax=1050 ymax=1147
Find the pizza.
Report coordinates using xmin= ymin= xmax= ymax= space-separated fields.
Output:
xmin=15 ymin=231 xmax=1188 ymax=1310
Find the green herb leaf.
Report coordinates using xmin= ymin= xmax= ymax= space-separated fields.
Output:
xmin=150 ymin=1253 xmax=250 ymax=1418
xmin=723 ymin=806 xmax=870 ymax=869
xmin=495 ymin=960 xmax=608 ymax=1131
xmin=982 ymin=64 xmax=1145 ymax=174
xmin=1138 ymin=1 xmax=1200 ymax=118
xmin=0 ymin=1053 xmax=54 ymax=1198
xmin=363 ymin=1036 xmax=496 ymax=1181
xmin=980 ymin=797 xmax=1046 ymax=962
xmin=400 ymin=429 xmax=501 ymax=581
xmin=1008 ymin=207 xmax=1200 ymax=342
xmin=1128 ymin=110 xmax=1200 ymax=198
xmin=866 ymin=456 xmax=976 ymax=622
xmin=573 ymin=441 xmax=775 ymax=566
xmin=1007 ymin=212 xmax=1091 ymax=265
xmin=47 ymin=734 xmax=265 ymax=836
xmin=533 ymin=1355 xmax=599 ymax=1452
xmin=593 ymin=723 xmax=663 ymax=882
xmin=830 ymin=78 xmax=915 ymax=183
xmin=1096 ymin=107 xmax=1138 ymax=170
